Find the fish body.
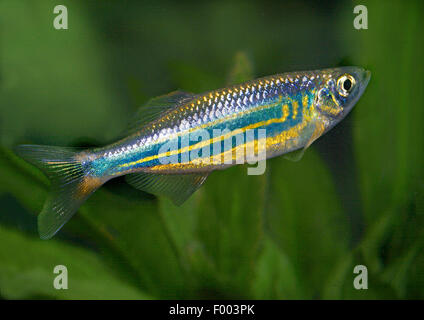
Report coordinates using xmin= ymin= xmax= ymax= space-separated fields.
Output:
xmin=15 ymin=66 xmax=370 ymax=239
xmin=90 ymin=75 xmax=315 ymax=176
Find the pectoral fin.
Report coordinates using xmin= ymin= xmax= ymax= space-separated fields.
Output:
xmin=304 ymin=120 xmax=326 ymax=149
xmin=283 ymin=120 xmax=326 ymax=162
xmin=283 ymin=148 xmax=305 ymax=162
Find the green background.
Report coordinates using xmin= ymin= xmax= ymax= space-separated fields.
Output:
xmin=0 ymin=0 xmax=423 ymax=299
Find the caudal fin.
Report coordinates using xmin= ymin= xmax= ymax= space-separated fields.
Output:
xmin=14 ymin=145 xmax=102 ymax=239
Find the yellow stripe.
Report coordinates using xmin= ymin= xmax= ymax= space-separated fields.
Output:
xmin=282 ymin=104 xmax=289 ymax=121
xmin=302 ymin=95 xmax=309 ymax=108
xmin=149 ymin=94 xmax=318 ymax=172
xmin=120 ymin=96 xmax=286 ymax=168
xmin=147 ymin=120 xmax=309 ymax=171
xmin=292 ymin=101 xmax=299 ymax=119
xmin=319 ymin=105 xmax=341 ymax=116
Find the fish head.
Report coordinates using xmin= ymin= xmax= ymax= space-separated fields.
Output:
xmin=313 ymin=66 xmax=371 ymax=130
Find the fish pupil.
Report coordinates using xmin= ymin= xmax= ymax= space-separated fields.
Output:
xmin=343 ymin=78 xmax=352 ymax=91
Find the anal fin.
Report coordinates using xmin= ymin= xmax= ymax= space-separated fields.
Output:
xmin=125 ymin=172 xmax=209 ymax=205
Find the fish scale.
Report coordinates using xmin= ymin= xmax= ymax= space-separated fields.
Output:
xmin=15 ymin=66 xmax=371 ymax=239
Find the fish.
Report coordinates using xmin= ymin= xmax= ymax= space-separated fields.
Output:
xmin=15 ymin=66 xmax=371 ymax=239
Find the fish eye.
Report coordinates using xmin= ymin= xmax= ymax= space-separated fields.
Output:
xmin=337 ymin=74 xmax=355 ymax=97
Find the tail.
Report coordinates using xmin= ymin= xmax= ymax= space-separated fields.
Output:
xmin=14 ymin=145 xmax=103 ymax=239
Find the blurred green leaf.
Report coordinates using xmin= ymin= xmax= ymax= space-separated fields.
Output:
xmin=79 ymin=188 xmax=191 ymax=299
xmin=157 ymin=165 xmax=266 ymax=298
xmin=226 ymin=51 xmax=254 ymax=85
xmin=265 ymin=150 xmax=350 ymax=298
xmin=169 ymin=61 xmax=222 ymax=93
xmin=353 ymin=1 xmax=424 ymax=223
xmin=0 ymin=146 xmax=189 ymax=299
xmin=252 ymin=237 xmax=302 ymax=299
xmin=0 ymin=0 xmax=125 ymax=146
xmin=349 ymin=0 xmax=424 ymax=299
xmin=0 ymin=224 xmax=149 ymax=299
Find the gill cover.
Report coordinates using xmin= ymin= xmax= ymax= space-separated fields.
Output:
xmin=315 ymin=86 xmax=343 ymax=118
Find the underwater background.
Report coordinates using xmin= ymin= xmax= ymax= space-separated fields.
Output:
xmin=0 ymin=0 xmax=423 ymax=299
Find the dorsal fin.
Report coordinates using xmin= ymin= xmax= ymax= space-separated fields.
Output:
xmin=125 ymin=90 xmax=195 ymax=135
xmin=125 ymin=172 xmax=209 ymax=205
